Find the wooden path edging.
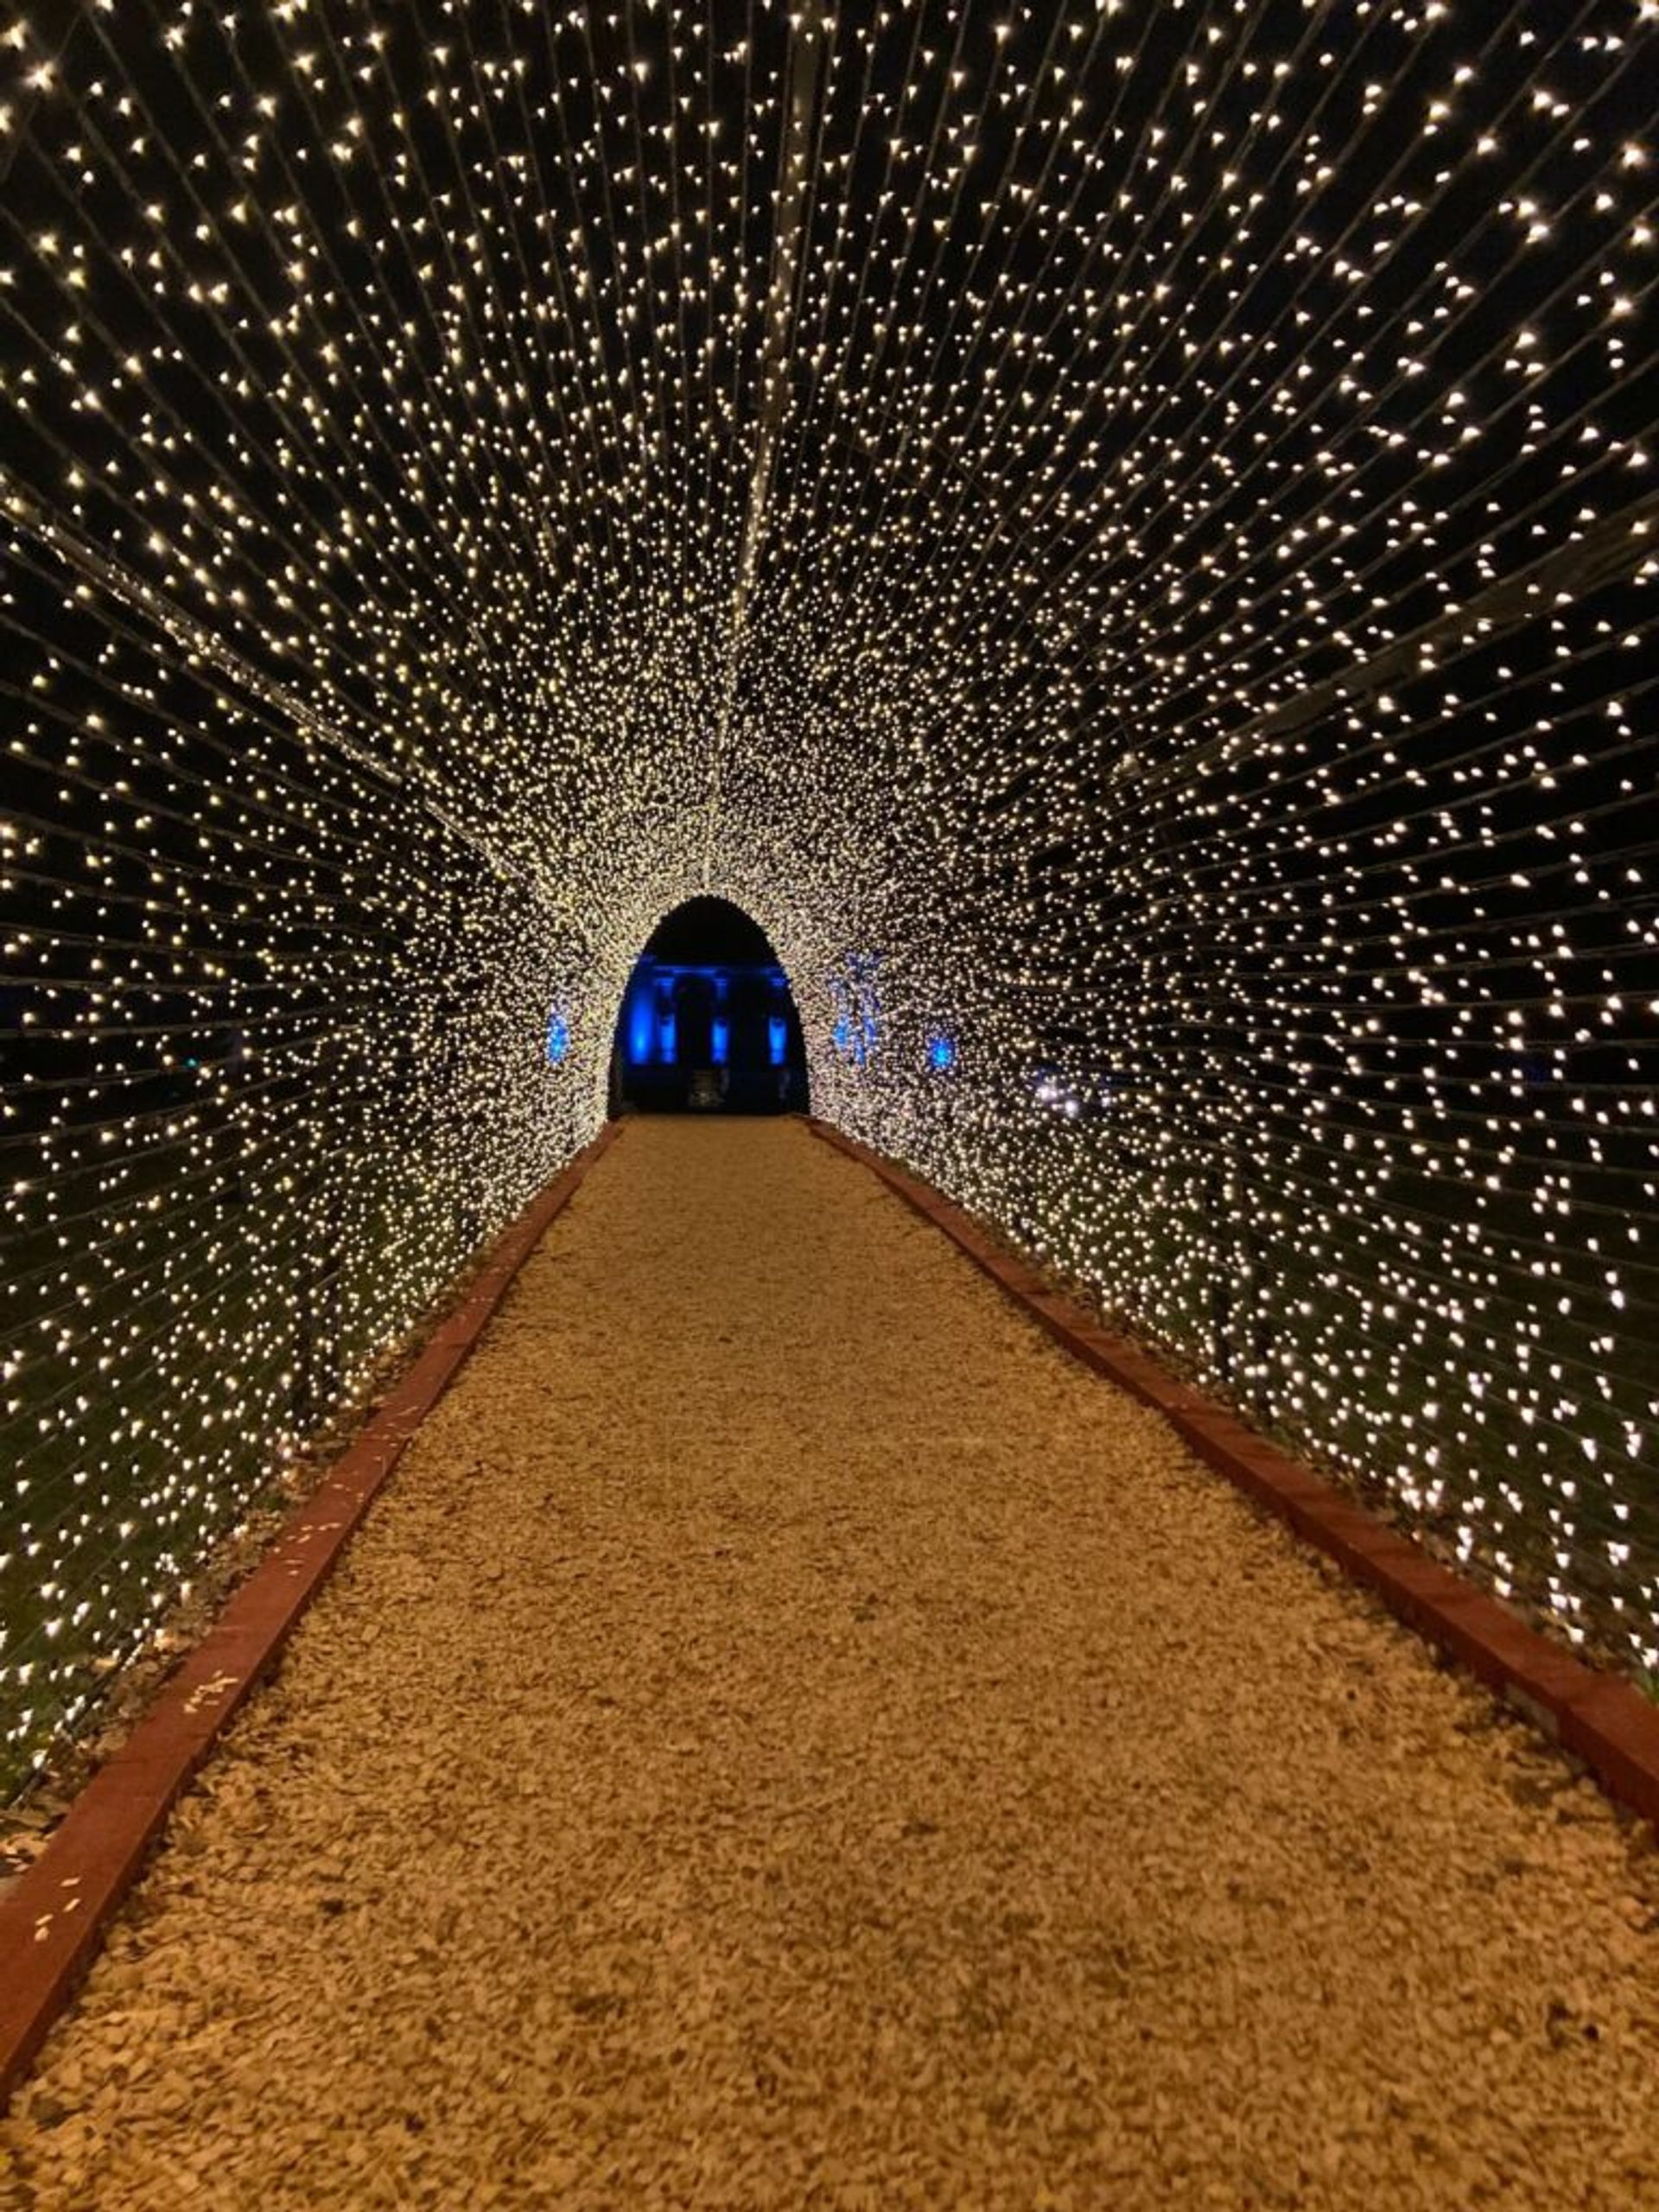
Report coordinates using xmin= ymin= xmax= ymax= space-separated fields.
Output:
xmin=0 ymin=1120 xmax=622 ymax=2107
xmin=806 ymin=1116 xmax=1659 ymax=1834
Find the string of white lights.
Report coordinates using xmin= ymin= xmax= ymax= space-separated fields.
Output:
xmin=2 ymin=0 xmax=1655 ymax=1794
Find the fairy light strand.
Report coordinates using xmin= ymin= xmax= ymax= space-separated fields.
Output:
xmin=1 ymin=0 xmax=1655 ymax=1791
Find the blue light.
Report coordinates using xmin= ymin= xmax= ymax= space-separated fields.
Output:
xmin=928 ymin=1034 xmax=956 ymax=1071
xmin=546 ymin=1012 xmax=570 ymax=1065
xmin=627 ymin=991 xmax=654 ymax=1065
xmin=829 ymin=950 xmax=881 ymax=1068
xmin=620 ymin=952 xmax=805 ymax=1082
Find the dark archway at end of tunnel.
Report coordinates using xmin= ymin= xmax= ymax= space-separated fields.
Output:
xmin=608 ymin=898 xmax=810 ymax=1117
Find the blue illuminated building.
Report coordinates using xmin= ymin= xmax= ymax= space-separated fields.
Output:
xmin=612 ymin=955 xmax=806 ymax=1114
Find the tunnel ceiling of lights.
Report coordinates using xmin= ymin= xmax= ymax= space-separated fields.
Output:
xmin=1 ymin=0 xmax=1656 ymax=1786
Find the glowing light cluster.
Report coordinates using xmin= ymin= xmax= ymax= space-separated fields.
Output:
xmin=1 ymin=0 xmax=1655 ymax=1787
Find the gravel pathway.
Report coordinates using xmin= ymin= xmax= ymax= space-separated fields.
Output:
xmin=3 ymin=1117 xmax=1659 ymax=2210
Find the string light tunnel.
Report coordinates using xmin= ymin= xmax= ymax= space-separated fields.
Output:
xmin=0 ymin=0 xmax=1655 ymax=1794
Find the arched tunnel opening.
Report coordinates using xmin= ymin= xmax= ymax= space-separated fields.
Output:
xmin=607 ymin=899 xmax=810 ymax=1116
